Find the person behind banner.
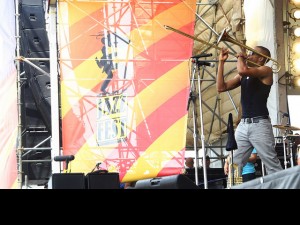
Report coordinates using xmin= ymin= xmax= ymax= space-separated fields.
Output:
xmin=291 ymin=133 xmax=300 ymax=165
xmin=201 ymin=155 xmax=211 ymax=169
xmin=185 ymin=157 xmax=194 ymax=169
xmin=217 ymin=46 xmax=282 ymax=175
xmin=184 ymin=157 xmax=201 ymax=183
xmin=241 ymin=148 xmax=257 ymax=182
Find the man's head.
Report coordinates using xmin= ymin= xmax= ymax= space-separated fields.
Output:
xmin=185 ymin=157 xmax=194 ymax=169
xmin=204 ymin=155 xmax=211 ymax=168
xmin=247 ymin=46 xmax=271 ymax=67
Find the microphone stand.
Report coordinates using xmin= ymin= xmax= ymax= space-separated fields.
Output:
xmin=188 ymin=60 xmax=209 ymax=189
xmin=282 ymin=115 xmax=292 ymax=169
xmin=285 ymin=114 xmax=295 ymax=168
xmin=90 ymin=164 xmax=98 ymax=173
xmin=65 ymin=159 xmax=70 ymax=173
xmin=90 ymin=162 xmax=101 ymax=173
xmin=188 ymin=61 xmax=200 ymax=186
xmin=196 ymin=62 xmax=209 ymax=189
xmin=90 ymin=162 xmax=107 ymax=174
xmin=282 ymin=130 xmax=288 ymax=169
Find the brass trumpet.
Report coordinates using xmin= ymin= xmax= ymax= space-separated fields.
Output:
xmin=217 ymin=28 xmax=281 ymax=72
xmin=164 ymin=25 xmax=281 ymax=72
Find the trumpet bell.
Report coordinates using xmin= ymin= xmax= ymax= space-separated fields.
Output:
xmin=217 ymin=28 xmax=244 ymax=48
xmin=217 ymin=28 xmax=230 ymax=45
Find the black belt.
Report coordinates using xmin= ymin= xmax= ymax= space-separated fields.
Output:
xmin=241 ymin=115 xmax=269 ymax=123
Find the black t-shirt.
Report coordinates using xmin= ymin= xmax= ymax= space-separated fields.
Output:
xmin=241 ymin=76 xmax=271 ymax=118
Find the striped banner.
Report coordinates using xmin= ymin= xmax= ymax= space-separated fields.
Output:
xmin=58 ymin=0 xmax=196 ymax=182
xmin=0 ymin=0 xmax=18 ymax=189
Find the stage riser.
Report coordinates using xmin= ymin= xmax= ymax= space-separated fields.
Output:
xmin=232 ymin=165 xmax=300 ymax=189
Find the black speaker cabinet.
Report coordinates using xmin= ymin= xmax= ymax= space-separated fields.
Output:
xmin=86 ymin=172 xmax=120 ymax=189
xmin=51 ymin=173 xmax=85 ymax=189
xmin=21 ymin=82 xmax=47 ymax=129
xmin=20 ymin=4 xmax=46 ymax=29
xmin=28 ymin=75 xmax=51 ymax=130
xmin=133 ymin=174 xmax=200 ymax=189
xmin=29 ymin=75 xmax=51 ymax=100
xmin=23 ymin=51 xmax=50 ymax=77
xmin=21 ymin=28 xmax=49 ymax=54
xmin=21 ymin=0 xmax=43 ymax=6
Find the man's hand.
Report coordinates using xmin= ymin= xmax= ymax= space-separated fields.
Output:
xmin=219 ymin=48 xmax=229 ymax=61
xmin=236 ymin=52 xmax=247 ymax=60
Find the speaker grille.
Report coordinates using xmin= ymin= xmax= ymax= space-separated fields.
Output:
xmin=86 ymin=172 xmax=120 ymax=189
xmin=51 ymin=173 xmax=85 ymax=189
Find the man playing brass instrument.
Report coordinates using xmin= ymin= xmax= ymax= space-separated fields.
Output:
xmin=217 ymin=46 xmax=283 ymax=176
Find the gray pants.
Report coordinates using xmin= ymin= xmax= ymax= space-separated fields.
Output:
xmin=233 ymin=118 xmax=283 ymax=175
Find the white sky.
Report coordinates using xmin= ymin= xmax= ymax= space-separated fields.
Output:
xmin=288 ymin=95 xmax=300 ymax=131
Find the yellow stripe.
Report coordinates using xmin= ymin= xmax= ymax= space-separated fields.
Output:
xmin=59 ymin=1 xmax=105 ymax=26
xmin=11 ymin=179 xmax=18 ymax=189
xmin=122 ymin=115 xmax=187 ymax=181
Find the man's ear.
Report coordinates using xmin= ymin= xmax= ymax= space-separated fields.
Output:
xmin=259 ymin=56 xmax=268 ymax=65
xmin=258 ymin=56 xmax=264 ymax=62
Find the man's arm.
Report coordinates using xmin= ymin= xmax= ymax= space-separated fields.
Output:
xmin=217 ymin=48 xmax=241 ymax=93
xmin=248 ymin=153 xmax=257 ymax=163
xmin=224 ymin=155 xmax=231 ymax=175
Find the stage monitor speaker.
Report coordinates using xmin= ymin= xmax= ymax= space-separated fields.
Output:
xmin=21 ymin=28 xmax=49 ymax=54
xmin=20 ymin=5 xmax=45 ymax=29
xmin=21 ymin=0 xmax=43 ymax=6
xmin=232 ymin=165 xmax=300 ymax=189
xmin=133 ymin=174 xmax=200 ymax=189
xmin=86 ymin=172 xmax=120 ymax=189
xmin=51 ymin=173 xmax=85 ymax=189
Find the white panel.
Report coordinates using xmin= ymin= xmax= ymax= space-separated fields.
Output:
xmin=0 ymin=1 xmax=16 ymax=79
xmin=287 ymin=95 xmax=300 ymax=130
xmin=244 ymin=0 xmax=279 ymax=130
